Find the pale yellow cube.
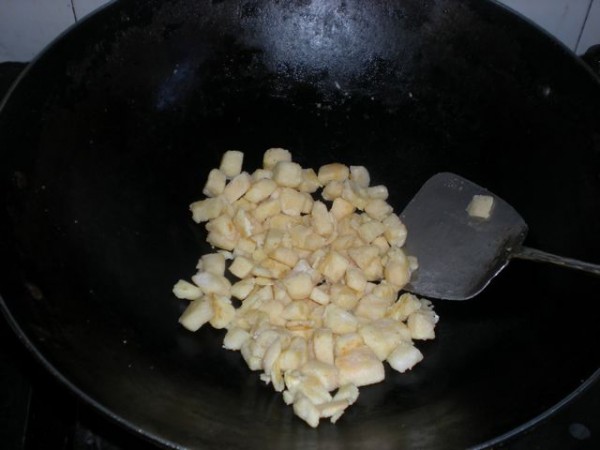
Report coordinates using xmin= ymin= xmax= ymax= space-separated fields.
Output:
xmin=252 ymin=168 xmax=273 ymax=181
xmin=299 ymin=168 xmax=321 ymax=193
xmin=371 ymin=235 xmax=390 ymax=254
xmin=272 ymin=161 xmax=303 ymax=188
xmin=262 ymin=338 xmax=283 ymax=373
xmin=223 ymin=172 xmax=251 ymax=203
xmin=251 ymin=264 xmax=273 ymax=278
xmin=310 ymin=286 xmax=330 ymax=305
xmin=358 ymin=318 xmax=406 ymax=360
xmin=270 ymin=362 xmax=285 ymax=392
xmin=367 ymin=185 xmax=389 ymax=200
xmin=240 ymin=341 xmax=263 ymax=371
xmin=323 ymin=304 xmax=358 ymax=334
xmin=283 ymin=272 xmax=314 ymax=300
xmin=233 ymin=197 xmax=253 ymax=212
xmin=354 ymin=294 xmax=389 ymax=321
xmin=296 ymin=375 xmax=332 ymax=405
xmin=386 ymin=292 xmax=421 ymax=321
xmin=206 ymin=214 xmax=237 ymax=241
xmin=334 ymin=333 xmax=364 ymax=356
xmin=312 ymin=328 xmax=335 ymax=365
xmin=255 ymin=284 xmax=275 ymax=301
xmin=293 ymin=395 xmax=320 ymax=428
xmin=345 ymin=267 xmax=367 ymax=293
xmin=331 ymin=234 xmax=357 ymax=252
xmin=384 ymin=257 xmax=410 ymax=289
xmin=335 ymin=346 xmax=385 ymax=387
xmin=263 ymin=148 xmax=292 ymax=169
xmin=251 ymin=247 xmax=268 ymax=263
xmin=279 ymin=337 xmax=308 ymax=371
xmin=330 ymin=284 xmax=359 ymax=310
xmin=408 ymin=255 xmax=419 ymax=272
xmin=311 ymin=201 xmax=334 ymax=236
xmin=318 ymin=163 xmax=350 ymax=184
xmin=301 ymin=192 xmax=314 ymax=214
xmin=200 ymin=253 xmax=226 ymax=276
xmin=219 ymin=150 xmax=244 ymax=178
xmin=365 ymin=199 xmax=393 ymax=221
xmin=348 ymin=245 xmax=379 ymax=271
xmin=236 ymin=237 xmax=256 ymax=255
xmin=341 ymin=180 xmax=368 ymax=210
xmin=303 ymin=233 xmax=327 ymax=252
xmin=253 ymin=198 xmax=282 ymax=222
xmin=317 ymin=400 xmax=349 ymax=421
xmin=332 ymin=384 xmax=359 ymax=405
xmin=387 ymin=341 xmax=423 ymax=373
xmin=372 ymin=283 xmax=399 ymax=304
xmin=229 ymin=255 xmax=254 ymax=279
xmin=191 ymin=272 xmax=232 ymax=296
xmin=407 ymin=310 xmax=436 ymax=340
xmin=383 ymin=214 xmax=407 ymax=247
xmin=330 ymin=197 xmax=355 ymax=220
xmin=172 ymin=279 xmax=203 ymax=300
xmin=179 ymin=298 xmax=214 ymax=331
xmin=309 ymin=304 xmax=326 ymax=327
xmin=349 ymin=165 xmax=370 ymax=188
xmin=263 ymin=229 xmax=284 ymax=253
xmin=244 ymin=178 xmax=277 ymax=203
xmin=318 ymin=251 xmax=350 ymax=283
xmin=289 ymin=224 xmax=312 ymax=249
xmin=231 ymin=278 xmax=255 ymax=300
xmin=296 ymin=248 xmax=315 ymax=263
xmin=202 ymin=169 xmax=227 ymax=197
xmin=259 ymin=258 xmax=290 ymax=279
xmin=259 ymin=299 xmax=285 ymax=326
xmin=358 ymin=221 xmax=386 ymax=243
xmin=190 ymin=197 xmax=224 ymax=223
xmin=270 ymin=247 xmax=299 ymax=268
xmin=301 ymin=360 xmax=339 ymax=392
xmin=223 ymin=327 xmax=251 ymax=350
xmin=209 ymin=295 xmax=236 ymax=329
xmin=206 ymin=231 xmax=237 ymax=251
xmin=267 ymin=213 xmax=302 ymax=231
xmin=322 ymin=181 xmax=344 ymax=201
xmin=337 ymin=213 xmax=361 ymax=235
xmin=467 ymin=194 xmax=495 ymax=219
xmin=363 ymin=257 xmax=384 ymax=281
xmin=280 ymin=187 xmax=306 ymax=216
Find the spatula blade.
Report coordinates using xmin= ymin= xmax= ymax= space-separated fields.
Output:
xmin=400 ymin=173 xmax=528 ymax=300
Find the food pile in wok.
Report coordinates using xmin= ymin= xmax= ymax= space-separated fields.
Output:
xmin=173 ymin=148 xmax=438 ymax=427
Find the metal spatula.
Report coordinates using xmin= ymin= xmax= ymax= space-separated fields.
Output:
xmin=400 ymin=173 xmax=600 ymax=300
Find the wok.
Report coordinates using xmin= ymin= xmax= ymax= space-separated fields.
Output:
xmin=1 ymin=0 xmax=599 ymax=448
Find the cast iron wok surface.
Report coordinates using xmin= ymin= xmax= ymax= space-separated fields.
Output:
xmin=1 ymin=0 xmax=600 ymax=448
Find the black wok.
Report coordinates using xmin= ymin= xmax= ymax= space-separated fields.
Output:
xmin=1 ymin=0 xmax=599 ymax=448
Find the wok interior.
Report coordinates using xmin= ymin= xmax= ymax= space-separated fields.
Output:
xmin=1 ymin=0 xmax=600 ymax=448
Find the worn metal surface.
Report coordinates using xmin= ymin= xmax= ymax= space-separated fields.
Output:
xmin=401 ymin=173 xmax=528 ymax=300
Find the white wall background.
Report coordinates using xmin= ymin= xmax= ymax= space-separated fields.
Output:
xmin=0 ymin=0 xmax=599 ymax=62
xmin=0 ymin=0 xmax=110 ymax=62
xmin=500 ymin=0 xmax=599 ymax=52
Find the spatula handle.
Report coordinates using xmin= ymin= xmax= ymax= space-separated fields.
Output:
xmin=514 ymin=246 xmax=600 ymax=276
